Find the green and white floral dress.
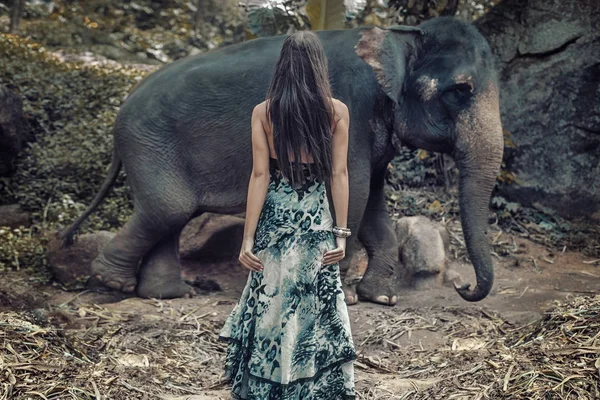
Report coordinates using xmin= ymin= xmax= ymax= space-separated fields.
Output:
xmin=219 ymin=157 xmax=357 ymax=400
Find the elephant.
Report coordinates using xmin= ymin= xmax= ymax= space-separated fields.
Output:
xmin=60 ymin=16 xmax=504 ymax=305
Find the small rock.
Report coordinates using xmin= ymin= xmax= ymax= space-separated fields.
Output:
xmin=146 ymin=47 xmax=170 ymax=63
xmin=180 ymin=213 xmax=245 ymax=261
xmin=0 ymin=204 xmax=30 ymax=229
xmin=395 ymin=216 xmax=450 ymax=289
xmin=443 ymin=268 xmax=461 ymax=285
xmin=117 ymin=353 xmax=150 ymax=368
xmin=188 ymin=46 xmax=203 ymax=56
xmin=47 ymin=231 xmax=115 ymax=288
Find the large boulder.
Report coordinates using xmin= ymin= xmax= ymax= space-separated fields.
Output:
xmin=476 ymin=0 xmax=600 ymax=220
xmin=394 ymin=216 xmax=455 ymax=290
xmin=179 ymin=213 xmax=245 ymax=261
xmin=47 ymin=231 xmax=115 ymax=289
xmin=0 ymin=85 xmax=31 ymax=176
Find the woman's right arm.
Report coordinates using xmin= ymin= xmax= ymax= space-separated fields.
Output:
xmin=322 ymin=102 xmax=350 ymax=266
xmin=239 ymin=104 xmax=271 ymax=272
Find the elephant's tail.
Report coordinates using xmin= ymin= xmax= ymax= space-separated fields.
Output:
xmin=57 ymin=147 xmax=122 ymax=247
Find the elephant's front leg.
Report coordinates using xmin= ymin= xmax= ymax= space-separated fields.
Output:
xmin=357 ymin=172 xmax=398 ymax=306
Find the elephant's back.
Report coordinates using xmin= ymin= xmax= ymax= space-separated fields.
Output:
xmin=134 ymin=36 xmax=284 ymax=94
xmin=112 ymin=29 xmax=366 ymax=180
xmin=121 ymin=29 xmax=362 ymax=109
xmin=115 ymin=36 xmax=303 ymax=152
xmin=114 ymin=30 xmax=363 ymax=141
xmin=119 ymin=36 xmax=285 ymax=118
xmin=110 ymin=29 xmax=370 ymax=210
xmin=111 ymin=36 xmax=293 ymax=205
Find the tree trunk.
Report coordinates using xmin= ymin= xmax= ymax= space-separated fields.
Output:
xmin=0 ymin=85 xmax=31 ymax=176
xmin=9 ymin=0 xmax=26 ymax=34
xmin=476 ymin=0 xmax=600 ymax=221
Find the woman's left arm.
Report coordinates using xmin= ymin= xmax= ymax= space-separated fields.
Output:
xmin=239 ymin=104 xmax=270 ymax=272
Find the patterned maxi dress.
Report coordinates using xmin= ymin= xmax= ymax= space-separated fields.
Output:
xmin=218 ymin=156 xmax=357 ymax=400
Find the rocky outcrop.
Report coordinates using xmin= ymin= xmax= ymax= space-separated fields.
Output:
xmin=0 ymin=85 xmax=31 ymax=176
xmin=47 ymin=231 xmax=115 ymax=288
xmin=476 ymin=0 xmax=600 ymax=220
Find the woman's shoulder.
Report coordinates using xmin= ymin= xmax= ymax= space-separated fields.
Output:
xmin=331 ymin=98 xmax=349 ymax=121
xmin=253 ymin=101 xmax=272 ymax=134
xmin=253 ymin=100 xmax=268 ymax=116
xmin=252 ymin=101 xmax=270 ymax=129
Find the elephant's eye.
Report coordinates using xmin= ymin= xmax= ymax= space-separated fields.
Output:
xmin=441 ymin=83 xmax=473 ymax=108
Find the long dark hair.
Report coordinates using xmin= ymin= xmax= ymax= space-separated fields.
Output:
xmin=266 ymin=30 xmax=335 ymax=186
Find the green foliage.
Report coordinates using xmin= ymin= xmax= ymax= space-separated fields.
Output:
xmin=1 ymin=0 xmax=246 ymax=62
xmin=388 ymin=148 xmax=436 ymax=187
xmin=348 ymin=0 xmax=499 ymax=27
xmin=491 ymin=196 xmax=520 ymax=218
xmin=0 ymin=226 xmax=47 ymax=272
xmin=246 ymin=1 xmax=311 ymax=37
xmin=387 ymin=148 xmax=453 ymax=188
xmin=0 ymin=34 xmax=140 ymax=233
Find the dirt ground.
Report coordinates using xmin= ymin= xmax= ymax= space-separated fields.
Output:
xmin=1 ymin=232 xmax=599 ymax=399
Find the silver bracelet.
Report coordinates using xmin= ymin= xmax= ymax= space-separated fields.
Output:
xmin=333 ymin=226 xmax=351 ymax=238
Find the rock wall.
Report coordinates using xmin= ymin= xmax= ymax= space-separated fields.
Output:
xmin=476 ymin=0 xmax=600 ymax=220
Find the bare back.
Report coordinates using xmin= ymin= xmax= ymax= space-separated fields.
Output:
xmin=260 ymin=98 xmax=346 ymax=163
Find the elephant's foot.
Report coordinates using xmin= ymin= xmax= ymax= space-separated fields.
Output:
xmin=343 ymin=284 xmax=359 ymax=305
xmin=135 ymin=231 xmax=195 ymax=299
xmin=136 ymin=254 xmax=194 ymax=299
xmin=91 ymin=254 xmax=137 ymax=293
xmin=356 ymin=272 xmax=398 ymax=306
xmin=137 ymin=275 xmax=195 ymax=299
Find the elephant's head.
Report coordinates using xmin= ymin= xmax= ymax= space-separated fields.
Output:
xmin=356 ymin=17 xmax=504 ymax=302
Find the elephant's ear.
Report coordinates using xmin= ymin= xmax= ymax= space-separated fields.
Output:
xmin=355 ymin=26 xmax=423 ymax=103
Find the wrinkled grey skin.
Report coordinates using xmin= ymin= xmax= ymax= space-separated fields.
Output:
xmin=60 ymin=17 xmax=503 ymax=304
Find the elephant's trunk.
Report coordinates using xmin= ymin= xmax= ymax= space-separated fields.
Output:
xmin=453 ymin=81 xmax=504 ymax=302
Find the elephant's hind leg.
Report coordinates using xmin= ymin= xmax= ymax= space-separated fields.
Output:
xmin=136 ymin=228 xmax=193 ymax=299
xmin=91 ymin=213 xmax=167 ymax=293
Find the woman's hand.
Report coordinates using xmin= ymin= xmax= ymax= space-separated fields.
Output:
xmin=322 ymin=237 xmax=346 ymax=265
xmin=239 ymin=239 xmax=263 ymax=272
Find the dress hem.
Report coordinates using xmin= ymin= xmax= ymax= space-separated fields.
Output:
xmin=230 ymin=387 xmax=356 ymax=400
xmin=230 ymin=390 xmax=356 ymax=400
xmin=218 ymin=334 xmax=357 ymax=396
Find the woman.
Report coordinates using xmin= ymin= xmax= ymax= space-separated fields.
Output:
xmin=218 ymin=30 xmax=356 ymax=399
